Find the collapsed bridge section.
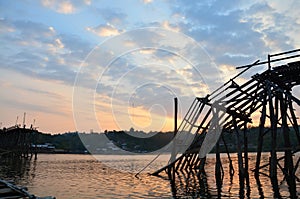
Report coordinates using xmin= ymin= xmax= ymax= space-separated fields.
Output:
xmin=150 ymin=49 xmax=300 ymax=197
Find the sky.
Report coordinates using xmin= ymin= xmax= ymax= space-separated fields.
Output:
xmin=0 ymin=0 xmax=300 ymax=134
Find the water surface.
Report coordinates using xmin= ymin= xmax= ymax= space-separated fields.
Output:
xmin=0 ymin=153 xmax=299 ymax=198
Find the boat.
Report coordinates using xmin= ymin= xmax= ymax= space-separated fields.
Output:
xmin=0 ymin=179 xmax=55 ymax=199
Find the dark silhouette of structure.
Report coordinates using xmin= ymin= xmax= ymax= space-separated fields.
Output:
xmin=151 ymin=49 xmax=300 ymax=198
xmin=0 ymin=121 xmax=38 ymax=159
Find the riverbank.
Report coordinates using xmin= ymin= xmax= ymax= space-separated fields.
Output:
xmin=31 ymin=127 xmax=300 ymax=154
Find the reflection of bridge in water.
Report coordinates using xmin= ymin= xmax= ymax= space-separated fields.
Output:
xmin=150 ymin=49 xmax=300 ymax=198
xmin=164 ymin=153 xmax=300 ymax=198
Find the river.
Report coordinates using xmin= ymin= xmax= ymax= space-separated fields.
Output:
xmin=0 ymin=152 xmax=299 ymax=198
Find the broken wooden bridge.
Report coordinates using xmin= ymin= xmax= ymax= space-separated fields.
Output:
xmin=148 ymin=49 xmax=300 ymax=198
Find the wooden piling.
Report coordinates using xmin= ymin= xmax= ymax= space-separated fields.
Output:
xmin=215 ymin=139 xmax=223 ymax=189
xmin=280 ymin=93 xmax=297 ymax=198
xmin=268 ymin=84 xmax=277 ymax=178
xmin=255 ymin=90 xmax=267 ymax=175
xmin=233 ymin=117 xmax=245 ymax=186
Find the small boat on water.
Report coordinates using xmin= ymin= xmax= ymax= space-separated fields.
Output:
xmin=0 ymin=179 xmax=55 ymax=199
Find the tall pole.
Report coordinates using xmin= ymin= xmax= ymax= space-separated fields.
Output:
xmin=23 ymin=112 xmax=26 ymax=128
xmin=169 ymin=98 xmax=178 ymax=181
xmin=174 ymin=98 xmax=178 ymax=137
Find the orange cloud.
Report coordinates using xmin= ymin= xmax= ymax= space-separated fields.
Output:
xmin=142 ymin=0 xmax=153 ymax=4
xmin=41 ymin=0 xmax=76 ymax=14
xmin=162 ymin=21 xmax=180 ymax=32
xmin=86 ymin=24 xmax=122 ymax=37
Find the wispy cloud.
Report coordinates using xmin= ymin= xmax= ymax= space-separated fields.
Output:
xmin=0 ymin=19 xmax=15 ymax=33
xmin=40 ymin=0 xmax=90 ymax=14
xmin=0 ymin=18 xmax=91 ymax=85
xmin=41 ymin=0 xmax=75 ymax=14
xmin=161 ymin=20 xmax=180 ymax=32
xmin=2 ymin=98 xmax=67 ymax=116
xmin=169 ymin=0 xmax=299 ymax=67
xmin=94 ymin=8 xmax=127 ymax=25
xmin=142 ymin=0 xmax=153 ymax=4
xmin=86 ymin=24 xmax=123 ymax=37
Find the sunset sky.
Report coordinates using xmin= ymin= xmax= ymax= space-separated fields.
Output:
xmin=1 ymin=0 xmax=300 ymax=134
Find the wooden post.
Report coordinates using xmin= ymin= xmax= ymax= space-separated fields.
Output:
xmin=280 ymin=93 xmax=297 ymax=198
xmin=255 ymin=127 xmax=265 ymax=174
xmin=288 ymin=97 xmax=300 ymax=144
xmin=255 ymin=89 xmax=267 ymax=175
xmin=215 ymin=140 xmax=222 ymax=190
xmin=221 ymin=133 xmax=234 ymax=176
xmin=268 ymin=54 xmax=271 ymax=70
xmin=174 ymin=98 xmax=178 ymax=137
xmin=169 ymin=98 xmax=178 ymax=181
xmin=243 ymin=123 xmax=249 ymax=172
xmin=243 ymin=122 xmax=250 ymax=192
xmin=233 ymin=117 xmax=245 ymax=189
xmin=268 ymin=87 xmax=277 ymax=178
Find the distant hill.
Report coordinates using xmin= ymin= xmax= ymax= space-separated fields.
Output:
xmin=34 ymin=127 xmax=299 ymax=154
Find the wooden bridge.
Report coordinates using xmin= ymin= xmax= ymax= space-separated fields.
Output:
xmin=150 ymin=49 xmax=300 ymax=198
xmin=0 ymin=125 xmax=37 ymax=159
